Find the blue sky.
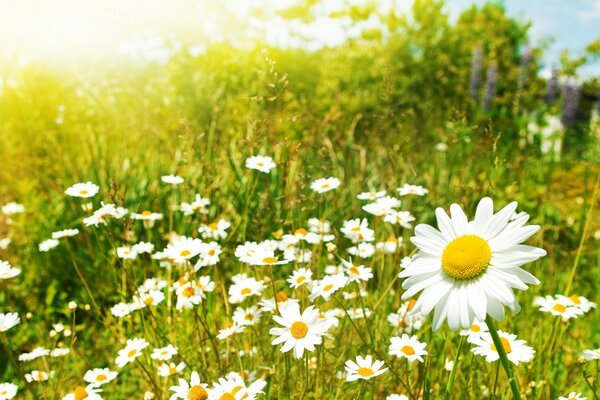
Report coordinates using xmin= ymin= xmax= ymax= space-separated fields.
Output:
xmin=447 ymin=0 xmax=600 ymax=74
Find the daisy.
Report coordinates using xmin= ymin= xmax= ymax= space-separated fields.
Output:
xmin=115 ymin=338 xmax=149 ymax=368
xmin=65 ymin=182 xmax=99 ymax=198
xmin=357 ymin=190 xmax=386 ymax=201
xmin=161 ymin=175 xmax=184 ymax=185
xmin=110 ymin=303 xmax=132 ymax=318
xmin=176 ymin=281 xmax=208 ymax=310
xmin=245 ymin=155 xmax=276 ymax=173
xmin=536 ymin=295 xmax=583 ymax=320
xmin=180 ymin=194 xmax=210 ymax=215
xmin=210 ymin=372 xmax=267 ymax=400
xmin=0 ymin=261 xmax=20 ymax=280
xmin=232 ymin=306 xmax=262 ymax=326
xmin=52 ymin=229 xmax=80 ymax=239
xmin=459 ymin=320 xmax=489 ymax=343
xmin=270 ymin=303 xmax=329 ymax=359
xmin=345 ymin=355 xmax=388 ymax=382
xmin=62 ymin=385 xmax=102 ymax=400
xmin=217 ymin=323 xmax=245 ymax=340
xmin=83 ymin=368 xmax=118 ymax=385
xmin=39 ymin=239 xmax=59 ymax=252
xmin=557 ymin=294 xmax=596 ymax=313
xmin=158 ymin=362 xmax=186 ymax=377
xmin=0 ymin=238 xmax=11 ymax=249
xmin=387 ymin=395 xmax=409 ymax=400
xmin=259 ymin=295 xmax=300 ymax=314
xmin=400 ymin=197 xmax=546 ymax=331
xmin=132 ymin=241 xmax=155 ymax=254
xmin=471 ymin=331 xmax=535 ymax=365
xmin=1 ymin=203 xmax=24 ymax=215
xmin=288 ymin=268 xmax=313 ymax=289
xmin=131 ymin=211 xmax=163 ymax=221
xmin=559 ymin=392 xmax=586 ymax=400
xmin=308 ymin=218 xmax=332 ymax=234
xmin=18 ymin=347 xmax=50 ymax=361
xmin=309 ymin=274 xmax=348 ymax=301
xmin=341 ymin=218 xmax=374 ymax=242
xmin=387 ymin=300 xmax=425 ymax=332
xmin=580 ymin=348 xmax=600 ymax=361
xmin=195 ymin=242 xmax=222 ymax=268
xmin=347 ymin=242 xmax=375 ymax=259
xmin=384 ymin=210 xmax=415 ymax=229
xmin=228 ymin=275 xmax=265 ymax=304
xmin=362 ymin=196 xmax=401 ymax=216
xmin=169 ymin=372 xmax=209 ymax=400
xmin=50 ymin=348 xmax=70 ymax=357
xmin=117 ymin=246 xmax=138 ymax=260
xmin=164 ymin=236 xmax=204 ymax=264
xmin=389 ymin=334 xmax=428 ymax=362
xmin=0 ymin=382 xmax=18 ymax=400
xmin=198 ymin=219 xmax=230 ymax=240
xmin=310 ymin=177 xmax=340 ymax=193
xmin=248 ymin=248 xmax=291 ymax=266
xmin=25 ymin=370 xmax=53 ymax=382
xmin=397 ymin=184 xmax=428 ymax=196
xmin=234 ymin=242 xmax=262 ymax=263
xmin=341 ymin=260 xmax=373 ymax=283
xmin=151 ymin=345 xmax=178 ymax=361
xmin=376 ymin=236 xmax=402 ymax=253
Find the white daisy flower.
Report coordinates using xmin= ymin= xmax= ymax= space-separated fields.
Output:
xmin=559 ymin=393 xmax=586 ymax=400
xmin=0 ymin=382 xmax=18 ymax=399
xmin=459 ymin=320 xmax=489 ymax=343
xmin=39 ymin=239 xmax=59 ymax=252
xmin=579 ymin=348 xmax=600 ymax=361
xmin=341 ymin=218 xmax=374 ymax=242
xmin=65 ymin=182 xmax=99 ymax=198
xmin=347 ymin=242 xmax=375 ymax=259
xmin=387 ymin=395 xmax=409 ymax=400
xmin=24 ymin=370 xmax=53 ymax=382
xmin=110 ymin=303 xmax=132 ymax=318
xmin=52 ymin=229 xmax=80 ymax=239
xmin=0 ymin=261 xmax=21 ymax=280
xmin=288 ymin=268 xmax=313 ymax=289
xmin=164 ymin=236 xmax=204 ymax=264
xmin=151 ymin=345 xmax=178 ymax=361
xmin=344 ymin=355 xmax=388 ymax=381
xmin=228 ymin=275 xmax=265 ymax=304
xmin=310 ymin=177 xmax=340 ymax=193
xmin=341 ymin=259 xmax=373 ymax=283
xmin=131 ymin=211 xmax=163 ymax=221
xmin=384 ymin=210 xmax=415 ymax=229
xmin=557 ymin=294 xmax=596 ymax=313
xmin=83 ymin=368 xmax=118 ymax=385
xmin=198 ymin=219 xmax=230 ymax=240
xmin=161 ymin=175 xmax=184 ymax=185
xmin=234 ymin=242 xmax=262 ymax=263
xmin=357 ymin=190 xmax=386 ymax=201
xmin=117 ymin=246 xmax=138 ymax=260
xmin=362 ymin=196 xmax=401 ymax=216
xmin=0 ymin=238 xmax=11 ymax=249
xmin=1 ymin=202 xmax=25 ymax=215
xmin=400 ymin=197 xmax=546 ymax=331
xmin=376 ymin=236 xmax=402 ymax=253
xmin=169 ymin=371 xmax=208 ymax=400
xmin=50 ymin=348 xmax=70 ymax=357
xmin=536 ymin=295 xmax=584 ymax=320
xmin=217 ymin=323 xmax=245 ymax=340
xmin=389 ymin=334 xmax=428 ymax=362
xmin=245 ymin=155 xmax=276 ymax=173
xmin=269 ymin=303 xmax=329 ymax=359
xmin=471 ymin=331 xmax=535 ymax=365
xmin=132 ymin=241 xmax=155 ymax=254
xmin=308 ymin=218 xmax=332 ymax=234
xmin=157 ymin=362 xmax=186 ymax=377
xmin=232 ymin=305 xmax=262 ymax=326
xmin=115 ymin=338 xmax=149 ymax=368
xmin=18 ymin=347 xmax=50 ymax=361
xmin=397 ymin=184 xmax=428 ymax=196
xmin=309 ymin=274 xmax=348 ymax=301
xmin=180 ymin=194 xmax=210 ymax=216
xmin=62 ymin=385 xmax=103 ymax=400
xmin=210 ymin=372 xmax=267 ymax=400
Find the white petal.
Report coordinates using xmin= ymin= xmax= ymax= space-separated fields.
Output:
xmin=449 ymin=204 xmax=470 ymax=237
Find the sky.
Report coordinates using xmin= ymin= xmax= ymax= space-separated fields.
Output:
xmin=0 ymin=0 xmax=598 ymax=74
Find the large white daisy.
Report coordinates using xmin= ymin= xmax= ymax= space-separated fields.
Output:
xmin=400 ymin=197 xmax=546 ymax=331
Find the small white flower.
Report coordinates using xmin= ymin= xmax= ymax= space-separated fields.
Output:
xmin=1 ymin=202 xmax=25 ymax=215
xmin=151 ymin=345 xmax=178 ymax=361
xmin=471 ymin=331 xmax=535 ymax=365
xmin=345 ymin=355 xmax=388 ymax=381
xmin=115 ymin=338 xmax=148 ymax=368
xmin=39 ymin=239 xmax=59 ymax=252
xmin=83 ymin=368 xmax=118 ymax=385
xmin=396 ymin=184 xmax=428 ymax=196
xmin=161 ymin=175 xmax=184 ymax=185
xmin=65 ymin=182 xmax=99 ymax=198
xmin=388 ymin=334 xmax=428 ymax=362
xmin=51 ymin=229 xmax=80 ymax=239
xmin=0 ymin=313 xmax=20 ymax=332
xmin=245 ymin=155 xmax=276 ymax=173
xmin=310 ymin=177 xmax=340 ymax=193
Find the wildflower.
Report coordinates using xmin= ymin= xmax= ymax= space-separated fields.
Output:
xmin=471 ymin=331 xmax=535 ymax=365
xmin=83 ymin=203 xmax=128 ymax=226
xmin=557 ymin=294 xmax=596 ymax=313
xmin=247 ymin=248 xmax=290 ymax=266
xmin=400 ymin=197 xmax=546 ymax=331
xmin=310 ymin=177 xmax=340 ymax=193
xmin=25 ymin=370 xmax=53 ymax=382
xmin=115 ymin=338 xmax=149 ymax=368
xmin=210 ymin=372 xmax=267 ymax=400
xmin=0 ymin=238 xmax=11 ymax=249
xmin=39 ymin=239 xmax=59 ymax=252
xmin=65 ymin=182 xmax=99 ymax=198
xmin=62 ymin=385 xmax=103 ymax=400
xmin=376 ymin=237 xmax=402 ymax=253
xmin=259 ymin=294 xmax=299 ymax=314
xmin=559 ymin=393 xmax=586 ymax=400
xmin=194 ymin=242 xmax=222 ymax=268
xmin=347 ymin=242 xmax=375 ymax=259
xmin=387 ymin=300 xmax=425 ymax=332
xmin=383 ymin=210 xmax=415 ymax=229
xmin=341 ymin=218 xmax=374 ymax=242
xmin=180 ymin=194 xmax=210 ymax=215
xmin=232 ymin=306 xmax=262 ymax=326
xmin=131 ymin=211 xmax=163 ymax=221
xmin=158 ymin=362 xmax=186 ymax=377
xmin=50 ymin=348 xmax=70 ymax=357
xmin=387 ymin=395 xmax=409 ymax=400
xmin=0 ymin=382 xmax=18 ymax=399
xmin=459 ymin=320 xmax=489 ymax=343
xmin=536 ymin=295 xmax=584 ymax=321
xmin=345 ymin=355 xmax=388 ymax=381
xmin=235 ymin=242 xmax=262 ymax=263
xmin=245 ymin=155 xmax=276 ymax=173
xmin=228 ymin=275 xmax=265 ymax=304
xmin=164 ymin=236 xmax=203 ymax=263
xmin=288 ymin=268 xmax=313 ymax=289
xmin=357 ymin=190 xmax=386 ymax=201
xmin=270 ymin=303 xmax=329 ymax=359
xmin=397 ymin=184 xmax=428 ymax=196
xmin=176 ymin=280 xmax=212 ymax=311
xmin=341 ymin=260 xmax=373 ymax=283
xmin=0 ymin=261 xmax=20 ymax=280
xmin=198 ymin=219 xmax=230 ymax=240
xmin=217 ymin=323 xmax=245 ymax=340
xmin=161 ymin=175 xmax=184 ymax=185
xmin=110 ymin=303 xmax=132 ymax=318
xmin=151 ymin=345 xmax=178 ymax=361
xmin=18 ymin=347 xmax=50 ymax=361
xmin=83 ymin=368 xmax=118 ymax=385
xmin=580 ymin=348 xmax=600 ymax=361
xmin=389 ymin=334 xmax=428 ymax=362
xmin=52 ymin=229 xmax=80 ymax=239
xmin=309 ymin=274 xmax=348 ymax=301
xmin=117 ymin=246 xmax=138 ymax=260
xmin=132 ymin=241 xmax=155 ymax=254
xmin=362 ymin=196 xmax=401 ymax=216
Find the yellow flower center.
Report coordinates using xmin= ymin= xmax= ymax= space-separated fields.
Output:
xmin=470 ymin=324 xmax=481 ymax=332
xmin=208 ymin=249 xmax=216 ymax=256
xmin=127 ymin=349 xmax=137 ymax=357
xmin=490 ymin=337 xmax=513 ymax=354
xmin=241 ymin=288 xmax=252 ymax=295
xmin=183 ymin=287 xmax=195 ymax=298
xmin=180 ymin=249 xmax=192 ymax=257
xmin=569 ymin=295 xmax=581 ymax=304
xmin=96 ymin=374 xmax=107 ymax=382
xmin=187 ymin=385 xmax=208 ymax=400
xmin=349 ymin=266 xmax=359 ymax=275
xmin=208 ymin=222 xmax=218 ymax=230
xmin=294 ymin=228 xmax=308 ymax=236
xmin=296 ymin=276 xmax=306 ymax=284
xmin=220 ymin=394 xmax=236 ymax=400
xmin=407 ymin=298 xmax=417 ymax=311
xmin=276 ymin=291 xmax=289 ymax=302
xmin=386 ymin=236 xmax=397 ymax=243
xmin=74 ymin=386 xmax=88 ymax=400
xmin=142 ymin=210 xmax=152 ymax=216
xmin=169 ymin=365 xmax=178 ymax=374
xmin=351 ymin=226 xmax=361 ymax=232
xmin=357 ymin=367 xmax=374 ymax=377
xmin=79 ymin=190 xmax=88 ymax=195
xmin=323 ymin=284 xmax=334 ymax=292
xmin=441 ymin=235 xmax=491 ymax=280
xmin=144 ymin=297 xmax=154 ymax=306
xmin=552 ymin=303 xmax=567 ymax=313
xmin=321 ymin=184 xmax=330 ymax=189
xmin=257 ymin=162 xmax=264 ymax=167
xmin=401 ymin=345 xmax=416 ymax=356
xmin=244 ymin=313 xmax=253 ymax=321
xmin=290 ymin=321 xmax=309 ymax=339
xmin=262 ymin=257 xmax=278 ymax=264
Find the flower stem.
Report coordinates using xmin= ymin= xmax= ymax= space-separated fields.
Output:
xmin=485 ymin=316 xmax=521 ymax=400
xmin=443 ymin=335 xmax=465 ymax=400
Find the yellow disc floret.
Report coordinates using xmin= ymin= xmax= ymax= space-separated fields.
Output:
xmin=441 ymin=235 xmax=491 ymax=280
xmin=290 ymin=321 xmax=309 ymax=339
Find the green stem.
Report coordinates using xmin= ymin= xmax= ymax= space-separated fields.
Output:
xmin=485 ymin=316 xmax=521 ymax=400
xmin=443 ymin=336 xmax=465 ymax=400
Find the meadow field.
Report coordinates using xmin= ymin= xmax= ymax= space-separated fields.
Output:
xmin=1 ymin=1 xmax=599 ymax=399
